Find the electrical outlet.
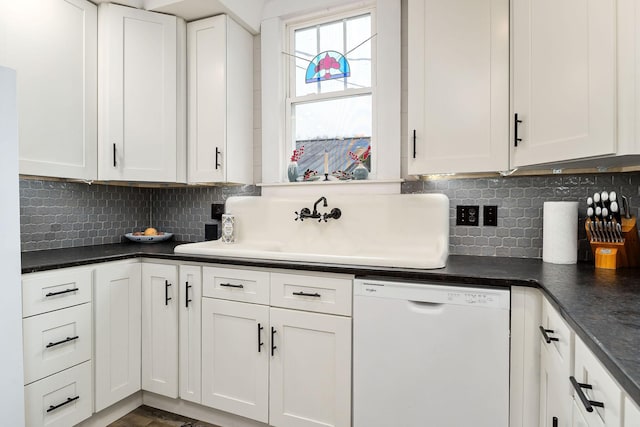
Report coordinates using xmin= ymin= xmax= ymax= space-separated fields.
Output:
xmin=483 ymin=205 xmax=498 ymax=226
xmin=211 ymin=203 xmax=225 ymax=220
xmin=456 ymin=205 xmax=480 ymax=226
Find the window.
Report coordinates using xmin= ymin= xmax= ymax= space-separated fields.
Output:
xmin=286 ymin=10 xmax=375 ymax=179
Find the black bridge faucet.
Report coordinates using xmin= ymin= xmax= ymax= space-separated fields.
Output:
xmin=295 ymin=196 xmax=341 ymax=222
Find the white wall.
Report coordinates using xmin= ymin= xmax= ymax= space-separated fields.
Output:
xmin=0 ymin=66 xmax=26 ymax=426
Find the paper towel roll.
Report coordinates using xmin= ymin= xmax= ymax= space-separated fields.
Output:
xmin=543 ymin=201 xmax=579 ymax=264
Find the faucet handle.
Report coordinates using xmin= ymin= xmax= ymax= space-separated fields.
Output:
xmin=295 ymin=208 xmax=311 ymax=221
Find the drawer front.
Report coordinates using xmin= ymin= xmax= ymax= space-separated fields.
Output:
xmin=23 ymin=267 xmax=92 ymax=317
xmin=573 ymin=336 xmax=622 ymax=426
xmin=541 ymin=298 xmax=573 ymax=375
xmin=203 ymin=266 xmax=270 ymax=304
xmin=23 ymin=303 xmax=92 ymax=384
xmin=270 ymin=272 xmax=352 ymax=316
xmin=25 ymin=360 xmax=92 ymax=427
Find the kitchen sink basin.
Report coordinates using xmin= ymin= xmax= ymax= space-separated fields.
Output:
xmin=174 ymin=193 xmax=449 ymax=269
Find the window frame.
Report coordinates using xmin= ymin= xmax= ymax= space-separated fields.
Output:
xmin=284 ymin=7 xmax=378 ymax=178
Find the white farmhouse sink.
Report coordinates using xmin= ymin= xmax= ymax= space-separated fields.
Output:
xmin=174 ymin=194 xmax=449 ymax=269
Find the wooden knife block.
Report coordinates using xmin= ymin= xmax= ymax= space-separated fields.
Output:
xmin=585 ymin=216 xmax=640 ymax=269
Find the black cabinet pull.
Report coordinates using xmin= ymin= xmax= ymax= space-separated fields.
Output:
xmin=220 ymin=282 xmax=244 ymax=289
xmin=552 ymin=417 xmax=558 ymax=427
xmin=514 ymin=113 xmax=523 ymax=147
xmin=292 ymin=291 xmax=321 ymax=298
xmin=45 ymin=288 xmax=79 ymax=297
xmin=539 ymin=326 xmax=559 ymax=344
xmin=47 ymin=396 xmax=80 ymax=413
xmin=271 ymin=327 xmax=277 ymax=356
xmin=46 ymin=335 xmax=79 ymax=349
xmin=165 ymin=280 xmax=172 ymax=306
xmin=185 ymin=281 xmax=192 ymax=308
xmin=412 ymin=129 xmax=417 ymax=158
xmin=258 ymin=323 xmax=264 ymax=353
xmin=215 ymin=147 xmax=221 ymax=170
xmin=113 ymin=143 xmax=117 ymax=167
xmin=570 ymin=376 xmax=605 ymax=412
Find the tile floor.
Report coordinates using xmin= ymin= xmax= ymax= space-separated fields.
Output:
xmin=107 ymin=405 xmax=220 ymax=427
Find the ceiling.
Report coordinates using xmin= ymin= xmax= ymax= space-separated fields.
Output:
xmin=92 ymin=0 xmax=264 ymax=33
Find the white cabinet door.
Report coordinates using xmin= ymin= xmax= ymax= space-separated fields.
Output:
xmin=269 ymin=308 xmax=351 ymax=427
xmin=511 ymin=0 xmax=616 ymax=167
xmin=617 ymin=0 xmax=640 ymax=155
xmin=0 ymin=0 xmax=97 ymax=180
xmin=572 ymin=399 xmax=591 ymax=427
xmin=98 ymin=3 xmax=177 ymax=182
xmin=141 ymin=263 xmax=178 ymax=398
xmin=201 ymin=298 xmax=269 ymax=423
xmin=94 ymin=261 xmax=141 ymax=412
xmin=407 ymin=0 xmax=508 ymax=174
xmin=187 ymin=15 xmax=253 ymax=184
xmin=572 ymin=337 xmax=622 ymax=427
xmin=540 ymin=342 xmax=571 ymax=427
xmin=178 ymin=265 xmax=202 ymax=404
xmin=624 ymin=396 xmax=640 ymax=427
xmin=539 ymin=299 xmax=574 ymax=427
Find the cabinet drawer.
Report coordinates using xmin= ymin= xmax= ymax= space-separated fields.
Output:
xmin=23 ymin=303 xmax=92 ymax=385
xmin=203 ymin=266 xmax=269 ymax=304
xmin=270 ymin=272 xmax=352 ymax=316
xmin=25 ymin=360 xmax=92 ymax=427
xmin=22 ymin=267 xmax=92 ymax=317
xmin=573 ymin=336 xmax=622 ymax=426
xmin=540 ymin=298 xmax=573 ymax=375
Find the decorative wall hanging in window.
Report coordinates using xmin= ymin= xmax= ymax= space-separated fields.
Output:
xmin=305 ymin=51 xmax=351 ymax=83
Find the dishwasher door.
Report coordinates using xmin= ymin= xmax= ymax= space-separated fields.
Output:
xmin=353 ymin=279 xmax=510 ymax=427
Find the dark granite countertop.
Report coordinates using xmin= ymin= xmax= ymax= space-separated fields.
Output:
xmin=21 ymin=243 xmax=640 ymax=404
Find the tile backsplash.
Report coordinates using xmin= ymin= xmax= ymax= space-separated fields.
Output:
xmin=20 ymin=179 xmax=150 ymax=251
xmin=403 ymin=172 xmax=640 ymax=260
xmin=19 ymin=173 xmax=640 ymax=261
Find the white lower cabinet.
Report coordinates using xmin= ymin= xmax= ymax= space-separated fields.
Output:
xmin=24 ymin=361 xmax=93 ymax=427
xmin=572 ymin=337 xmax=622 ymax=427
xmin=142 ymin=263 xmax=179 ymax=398
xmin=537 ymin=296 xmax=631 ymax=427
xmin=539 ymin=299 xmax=574 ymax=427
xmin=179 ymin=265 xmax=202 ymax=404
xmin=624 ymin=396 xmax=640 ymax=426
xmin=22 ymin=266 xmax=94 ymax=427
xmin=201 ymin=267 xmax=353 ymax=427
xmin=269 ymin=307 xmax=352 ymax=427
xmin=201 ymin=298 xmax=270 ymax=422
xmin=23 ymin=303 xmax=92 ymax=385
xmin=94 ymin=261 xmax=142 ymax=412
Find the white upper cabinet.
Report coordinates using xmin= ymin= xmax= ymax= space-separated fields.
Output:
xmin=511 ymin=0 xmax=616 ymax=168
xmin=617 ymin=0 xmax=640 ymax=156
xmin=187 ymin=15 xmax=253 ymax=184
xmin=0 ymin=0 xmax=97 ymax=180
xmin=407 ymin=0 xmax=509 ymax=175
xmin=98 ymin=3 xmax=182 ymax=182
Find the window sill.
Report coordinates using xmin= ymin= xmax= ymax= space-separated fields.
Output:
xmin=258 ymin=179 xmax=403 ymax=197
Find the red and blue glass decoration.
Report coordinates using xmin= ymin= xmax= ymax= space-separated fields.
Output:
xmin=305 ymin=50 xmax=351 ymax=84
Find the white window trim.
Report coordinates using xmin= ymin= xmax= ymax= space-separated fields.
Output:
xmin=285 ymin=8 xmax=377 ymax=177
xmin=260 ymin=0 xmax=400 ymax=188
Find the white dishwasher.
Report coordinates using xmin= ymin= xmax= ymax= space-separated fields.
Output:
xmin=353 ymin=279 xmax=510 ymax=427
